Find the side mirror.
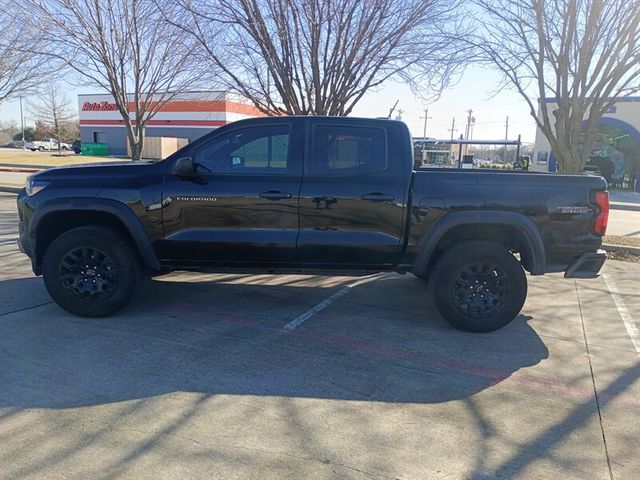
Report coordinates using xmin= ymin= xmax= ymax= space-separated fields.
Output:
xmin=174 ymin=157 xmax=194 ymax=177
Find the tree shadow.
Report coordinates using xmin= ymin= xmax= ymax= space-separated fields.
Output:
xmin=0 ymin=273 xmax=549 ymax=409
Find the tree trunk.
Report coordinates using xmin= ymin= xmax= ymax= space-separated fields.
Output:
xmin=129 ymin=126 xmax=145 ymax=161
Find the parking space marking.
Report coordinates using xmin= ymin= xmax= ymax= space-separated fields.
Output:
xmin=603 ymin=273 xmax=640 ymax=355
xmin=282 ymin=274 xmax=382 ymax=330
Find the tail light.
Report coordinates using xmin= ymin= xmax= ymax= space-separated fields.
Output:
xmin=594 ymin=191 xmax=609 ymax=236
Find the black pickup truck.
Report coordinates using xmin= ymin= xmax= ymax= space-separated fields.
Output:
xmin=17 ymin=116 xmax=609 ymax=332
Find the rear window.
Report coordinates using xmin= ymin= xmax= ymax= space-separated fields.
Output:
xmin=309 ymin=125 xmax=387 ymax=175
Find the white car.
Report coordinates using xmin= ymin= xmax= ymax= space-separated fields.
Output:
xmin=26 ymin=138 xmax=71 ymax=152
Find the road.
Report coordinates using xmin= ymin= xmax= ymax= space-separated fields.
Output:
xmin=0 ymin=191 xmax=639 ymax=479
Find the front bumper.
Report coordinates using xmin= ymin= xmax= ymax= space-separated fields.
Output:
xmin=564 ymin=250 xmax=607 ymax=278
xmin=16 ymin=189 xmax=37 ymax=272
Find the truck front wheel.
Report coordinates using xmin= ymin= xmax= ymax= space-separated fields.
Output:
xmin=42 ymin=226 xmax=139 ymax=317
xmin=429 ymin=241 xmax=527 ymax=332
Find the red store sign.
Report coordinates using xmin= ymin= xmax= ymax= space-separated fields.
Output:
xmin=82 ymin=101 xmax=119 ymax=112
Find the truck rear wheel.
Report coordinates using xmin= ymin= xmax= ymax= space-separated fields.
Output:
xmin=42 ymin=226 xmax=139 ymax=317
xmin=429 ymin=241 xmax=527 ymax=332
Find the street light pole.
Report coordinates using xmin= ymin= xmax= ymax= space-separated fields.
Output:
xmin=19 ymin=97 xmax=25 ymax=149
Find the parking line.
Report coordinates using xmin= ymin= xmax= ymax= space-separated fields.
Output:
xmin=282 ymin=274 xmax=383 ymax=330
xmin=603 ymin=273 xmax=640 ymax=355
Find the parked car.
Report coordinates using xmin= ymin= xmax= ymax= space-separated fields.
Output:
xmin=583 ymin=164 xmax=602 ymax=176
xmin=26 ymin=138 xmax=71 ymax=152
xmin=17 ymin=116 xmax=609 ymax=332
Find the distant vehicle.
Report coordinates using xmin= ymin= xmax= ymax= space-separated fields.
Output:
xmin=72 ymin=140 xmax=81 ymax=154
xmin=583 ymin=165 xmax=602 ymax=176
xmin=26 ymin=138 xmax=71 ymax=152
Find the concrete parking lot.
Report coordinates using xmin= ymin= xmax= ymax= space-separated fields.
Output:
xmin=0 ymin=191 xmax=639 ymax=479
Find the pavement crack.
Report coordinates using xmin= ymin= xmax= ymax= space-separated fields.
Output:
xmin=0 ymin=301 xmax=53 ymax=318
xmin=575 ymin=281 xmax=615 ymax=480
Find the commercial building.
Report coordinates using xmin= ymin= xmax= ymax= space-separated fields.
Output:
xmin=532 ymin=97 xmax=640 ymax=187
xmin=78 ymin=91 xmax=263 ymax=156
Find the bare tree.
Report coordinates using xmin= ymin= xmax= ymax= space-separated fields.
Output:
xmin=474 ymin=0 xmax=640 ymax=172
xmin=28 ymin=86 xmax=76 ymax=155
xmin=22 ymin=0 xmax=202 ymax=160
xmin=169 ymin=0 xmax=469 ymax=116
xmin=0 ymin=11 xmax=52 ymax=104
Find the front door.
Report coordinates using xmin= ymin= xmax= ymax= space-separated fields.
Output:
xmin=297 ymin=121 xmax=406 ymax=267
xmin=160 ymin=120 xmax=302 ymax=266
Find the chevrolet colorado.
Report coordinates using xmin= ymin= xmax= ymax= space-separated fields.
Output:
xmin=17 ymin=116 xmax=609 ymax=332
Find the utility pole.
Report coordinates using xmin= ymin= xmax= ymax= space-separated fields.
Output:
xmin=448 ymin=117 xmax=457 ymax=141
xmin=464 ymin=109 xmax=475 ymax=155
xmin=503 ymin=115 xmax=509 ymax=163
xmin=504 ymin=115 xmax=509 ymax=141
xmin=420 ymin=107 xmax=432 ymax=139
xmin=19 ymin=97 xmax=25 ymax=149
xmin=420 ymin=107 xmax=433 ymax=160
xmin=395 ymin=109 xmax=404 ymax=121
xmin=464 ymin=109 xmax=474 ymax=139
xmin=387 ymin=100 xmax=399 ymax=119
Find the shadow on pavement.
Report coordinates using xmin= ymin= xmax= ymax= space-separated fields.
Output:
xmin=0 ymin=274 xmax=549 ymax=409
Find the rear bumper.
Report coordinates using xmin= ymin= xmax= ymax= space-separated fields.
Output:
xmin=564 ymin=250 xmax=607 ymax=279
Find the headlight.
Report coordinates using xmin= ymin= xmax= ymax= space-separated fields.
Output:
xmin=25 ymin=177 xmax=50 ymax=196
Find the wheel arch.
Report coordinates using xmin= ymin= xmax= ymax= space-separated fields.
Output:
xmin=413 ymin=210 xmax=545 ymax=278
xmin=30 ymin=198 xmax=160 ymax=273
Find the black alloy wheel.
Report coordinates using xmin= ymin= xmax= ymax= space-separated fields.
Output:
xmin=451 ymin=261 xmax=510 ymax=318
xmin=42 ymin=226 xmax=139 ymax=317
xmin=58 ymin=246 xmax=118 ymax=301
xmin=429 ymin=241 xmax=527 ymax=332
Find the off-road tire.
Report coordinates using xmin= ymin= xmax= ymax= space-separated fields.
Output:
xmin=42 ymin=226 xmax=139 ymax=317
xmin=429 ymin=241 xmax=527 ymax=332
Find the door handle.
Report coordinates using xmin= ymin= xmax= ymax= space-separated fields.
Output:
xmin=361 ymin=193 xmax=395 ymax=202
xmin=259 ymin=190 xmax=293 ymax=200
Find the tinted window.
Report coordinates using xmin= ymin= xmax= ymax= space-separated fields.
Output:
xmin=194 ymin=125 xmax=290 ymax=174
xmin=310 ymin=125 xmax=387 ymax=175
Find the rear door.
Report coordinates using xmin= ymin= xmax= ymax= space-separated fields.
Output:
xmin=160 ymin=119 xmax=303 ymax=265
xmin=297 ymin=121 xmax=406 ymax=267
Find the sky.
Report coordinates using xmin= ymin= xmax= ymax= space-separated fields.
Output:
xmin=0 ymin=63 xmax=538 ymax=143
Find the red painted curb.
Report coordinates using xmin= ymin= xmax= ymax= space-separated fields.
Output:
xmin=0 ymin=167 xmax=40 ymax=173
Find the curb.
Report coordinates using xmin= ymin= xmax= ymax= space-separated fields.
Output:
xmin=0 ymin=167 xmax=40 ymax=173
xmin=0 ymin=185 xmax=21 ymax=194
xmin=610 ymin=203 xmax=640 ymax=213
xmin=604 ymin=243 xmax=640 ymax=256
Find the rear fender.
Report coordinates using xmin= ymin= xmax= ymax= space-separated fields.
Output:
xmin=413 ymin=210 xmax=546 ymax=276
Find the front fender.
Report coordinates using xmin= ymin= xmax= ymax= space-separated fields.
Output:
xmin=30 ymin=197 xmax=160 ymax=270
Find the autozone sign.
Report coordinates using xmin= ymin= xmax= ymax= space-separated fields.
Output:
xmin=82 ymin=101 xmax=118 ymax=112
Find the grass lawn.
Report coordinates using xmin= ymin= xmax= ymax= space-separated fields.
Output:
xmin=0 ymin=149 xmax=127 ymax=168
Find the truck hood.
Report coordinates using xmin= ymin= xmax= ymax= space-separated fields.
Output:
xmin=31 ymin=160 xmax=160 ymax=181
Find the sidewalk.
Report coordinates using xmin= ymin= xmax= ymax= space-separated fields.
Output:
xmin=610 ymin=190 xmax=640 ymax=212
